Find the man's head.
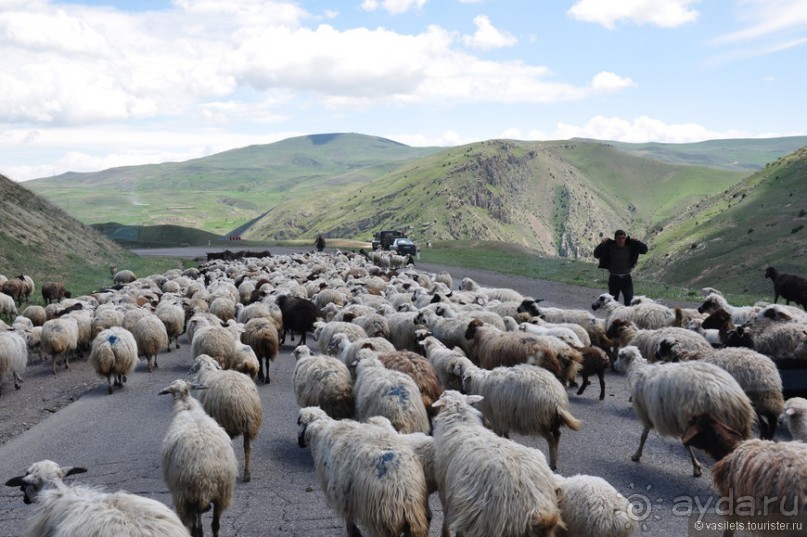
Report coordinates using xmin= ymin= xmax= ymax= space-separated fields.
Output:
xmin=614 ymin=229 xmax=627 ymax=246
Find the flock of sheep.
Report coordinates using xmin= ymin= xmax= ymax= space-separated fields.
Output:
xmin=1 ymin=253 xmax=806 ymax=537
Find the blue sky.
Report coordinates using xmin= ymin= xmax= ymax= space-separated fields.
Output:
xmin=1 ymin=0 xmax=805 ymax=181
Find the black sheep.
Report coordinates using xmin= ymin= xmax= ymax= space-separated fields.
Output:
xmin=275 ymin=294 xmax=322 ymax=346
xmin=764 ymin=266 xmax=807 ymax=310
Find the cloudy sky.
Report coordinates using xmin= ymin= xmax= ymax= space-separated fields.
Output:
xmin=1 ymin=0 xmax=805 ymax=181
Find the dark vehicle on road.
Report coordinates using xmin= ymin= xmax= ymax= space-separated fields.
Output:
xmin=372 ymin=229 xmax=406 ymax=250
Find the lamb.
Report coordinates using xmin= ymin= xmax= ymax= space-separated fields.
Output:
xmin=241 ymin=317 xmax=279 ymax=382
xmin=697 ymin=292 xmax=762 ymax=326
xmin=189 ymin=354 xmax=263 ymax=482
xmin=682 ymin=413 xmax=807 ymax=536
xmin=764 ymin=265 xmax=807 ymax=309
xmin=132 ymin=313 xmax=169 ymax=372
xmin=159 ymin=379 xmax=238 ymax=537
xmin=778 ymin=396 xmax=807 ymax=441
xmin=532 ymin=305 xmax=612 ymax=351
xmin=656 ymin=338 xmax=784 ymax=440
xmin=41 ymin=282 xmax=72 ymax=305
xmin=571 ymin=345 xmax=611 ymax=400
xmin=460 ymin=362 xmax=582 ymax=470
xmin=520 ymin=316 xmax=592 ymax=346
xmin=89 ymin=327 xmax=139 ymax=394
xmin=297 ymin=406 xmax=430 ymax=537
xmin=17 ymin=275 xmax=34 ymax=304
xmin=353 ymin=349 xmax=430 ymax=434
xmin=553 ymin=473 xmax=637 ymax=537
xmin=431 ymin=390 xmax=563 ymax=537
xmin=292 ymin=345 xmax=354 ymax=420
xmin=464 ymin=318 xmax=564 ymax=379
xmin=519 ymin=320 xmax=585 ymax=347
xmin=5 ymin=459 xmax=189 ymax=537
xmin=41 ymin=316 xmax=79 ymax=374
xmin=612 ymin=345 xmax=755 ymax=476
xmin=275 ymin=294 xmax=322 ymax=346
xmin=0 ymin=329 xmax=27 ymax=395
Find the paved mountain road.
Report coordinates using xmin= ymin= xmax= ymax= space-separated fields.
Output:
xmin=0 ymin=247 xmax=746 ymax=536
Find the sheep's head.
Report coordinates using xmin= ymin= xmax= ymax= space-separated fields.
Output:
xmin=655 ymin=339 xmax=680 ymax=362
xmin=6 ymin=460 xmax=87 ymax=504
xmin=591 ymin=293 xmax=615 ymax=311
xmin=516 ymin=298 xmax=542 ymax=317
xmin=293 ymin=345 xmax=311 ymax=360
xmin=779 ymin=397 xmax=807 ymax=428
xmin=697 ymin=293 xmax=725 ymax=315
xmin=297 ymin=406 xmax=330 ymax=448
xmin=682 ymin=413 xmax=742 ymax=462
xmin=613 ymin=345 xmax=643 ymax=373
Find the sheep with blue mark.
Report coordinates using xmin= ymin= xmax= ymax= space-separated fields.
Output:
xmin=352 ymin=348 xmax=430 ymax=434
xmin=89 ymin=327 xmax=138 ymax=394
xmin=297 ymin=406 xmax=430 ymax=537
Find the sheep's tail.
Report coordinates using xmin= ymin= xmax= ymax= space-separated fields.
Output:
xmin=673 ymin=307 xmax=684 ymax=327
xmin=403 ymin=498 xmax=431 ymax=537
xmin=558 ymin=407 xmax=582 ymax=431
xmin=527 ymin=510 xmax=564 ymax=537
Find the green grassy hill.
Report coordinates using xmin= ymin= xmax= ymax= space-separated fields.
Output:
xmin=25 ymin=134 xmax=441 ymax=234
xmin=0 ymin=175 xmax=186 ymax=298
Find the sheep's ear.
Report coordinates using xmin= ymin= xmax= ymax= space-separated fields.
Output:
xmin=64 ymin=467 xmax=88 ymax=477
xmin=6 ymin=476 xmax=25 ymax=487
xmin=785 ymin=407 xmax=797 ymax=416
xmin=464 ymin=394 xmax=484 ymax=405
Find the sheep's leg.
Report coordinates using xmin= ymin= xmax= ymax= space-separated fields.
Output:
xmin=211 ymin=501 xmax=221 ymax=537
xmin=597 ymin=371 xmax=606 ymax=400
xmin=12 ymin=371 xmax=23 ymax=390
xmin=686 ymin=444 xmax=703 ymax=477
xmin=576 ymin=376 xmax=590 ymax=395
xmin=547 ymin=429 xmax=561 ymax=470
xmin=193 ymin=512 xmax=203 ymax=537
xmin=346 ymin=520 xmax=362 ymax=537
xmin=631 ymin=425 xmax=651 ymax=462
xmin=243 ymin=436 xmax=252 ymax=482
xmin=107 ymin=375 xmax=114 ymax=394
xmin=51 ymin=354 xmax=57 ymax=375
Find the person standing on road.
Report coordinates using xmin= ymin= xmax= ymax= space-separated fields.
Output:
xmin=315 ymin=234 xmax=325 ymax=252
xmin=593 ymin=229 xmax=648 ymax=306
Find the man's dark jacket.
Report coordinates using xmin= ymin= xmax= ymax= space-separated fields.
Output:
xmin=593 ymin=238 xmax=648 ymax=271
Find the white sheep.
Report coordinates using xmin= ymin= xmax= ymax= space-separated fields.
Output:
xmin=89 ymin=327 xmax=139 ymax=394
xmin=311 ymin=320 xmax=367 ymax=355
xmin=418 ymin=334 xmax=471 ymax=392
xmin=21 ymin=305 xmax=47 ymax=326
xmin=607 ymin=318 xmax=712 ymax=361
xmin=41 ymin=316 xmax=79 ymax=374
xmin=353 ymin=349 xmax=430 ymax=434
xmin=412 ymin=309 xmax=477 ymax=359
xmin=159 ymin=379 xmax=238 ymax=537
xmin=778 ymin=397 xmax=807 ymax=441
xmin=697 ymin=292 xmax=762 ymax=326
xmin=112 ymin=269 xmax=137 ymax=285
xmin=458 ymin=276 xmax=524 ymax=302
xmin=0 ymin=291 xmax=18 ymax=319
xmin=591 ymin=293 xmax=676 ymax=329
xmin=292 ymin=345 xmax=354 ymax=420
xmin=132 ymin=313 xmax=169 ymax=372
xmin=461 ymin=362 xmax=582 ymax=470
xmin=519 ymin=320 xmax=585 ymax=347
xmin=613 ymin=346 xmax=756 ymax=476
xmin=431 ymin=390 xmax=563 ymax=537
xmin=155 ymin=300 xmax=185 ymax=351
xmin=724 ymin=320 xmax=807 ymax=361
xmin=331 ymin=333 xmax=396 ymax=375
xmin=5 ymin=459 xmax=189 ymax=537
xmin=0 ymin=329 xmax=28 ymax=394
xmin=188 ymin=354 xmax=263 ymax=482
xmin=554 ymin=473 xmax=637 ymax=537
xmin=656 ymin=339 xmax=784 ymax=440
xmin=297 ymin=406 xmax=430 ymax=537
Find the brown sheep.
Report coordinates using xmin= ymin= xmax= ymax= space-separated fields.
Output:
xmin=41 ymin=282 xmax=72 ymax=305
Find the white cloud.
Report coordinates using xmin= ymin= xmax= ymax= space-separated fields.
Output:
xmin=361 ymin=0 xmax=427 ymax=15
xmin=714 ymin=0 xmax=807 ymax=44
xmin=568 ymin=0 xmax=700 ymax=29
xmin=553 ymin=115 xmax=750 ymax=143
xmin=462 ymin=14 xmax=517 ymax=50
xmin=590 ymin=71 xmax=636 ymax=92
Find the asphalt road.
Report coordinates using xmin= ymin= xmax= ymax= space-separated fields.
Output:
xmin=0 ymin=246 xmax=784 ymax=536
